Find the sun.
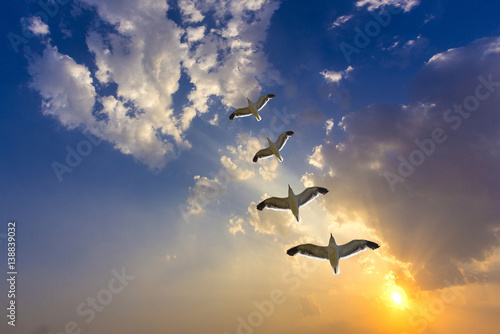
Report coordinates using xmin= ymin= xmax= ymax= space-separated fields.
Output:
xmin=383 ymin=271 xmax=409 ymax=310
xmin=392 ymin=291 xmax=403 ymax=305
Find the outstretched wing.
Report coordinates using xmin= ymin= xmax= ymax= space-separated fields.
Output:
xmin=274 ymin=131 xmax=294 ymax=150
xmin=255 ymin=94 xmax=276 ymax=111
xmin=256 ymin=197 xmax=289 ymax=211
xmin=339 ymin=240 xmax=380 ymax=259
xmin=229 ymin=107 xmax=251 ymax=120
xmin=286 ymin=243 xmax=328 ymax=260
xmin=297 ymin=187 xmax=328 ymax=207
xmin=253 ymin=147 xmax=273 ymax=162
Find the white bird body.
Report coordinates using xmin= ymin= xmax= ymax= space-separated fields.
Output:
xmin=267 ymin=137 xmax=283 ymax=161
xmin=287 ymin=234 xmax=380 ymax=276
xmin=253 ymin=131 xmax=294 ymax=162
xmin=287 ymin=185 xmax=299 ymax=222
xmin=247 ymin=98 xmax=261 ymax=121
xmin=256 ymin=185 xmax=328 ymax=222
xmin=328 ymin=236 xmax=340 ymax=274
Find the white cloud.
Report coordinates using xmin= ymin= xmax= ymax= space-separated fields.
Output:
xmin=423 ymin=14 xmax=435 ymax=24
xmin=330 ymin=14 xmax=353 ymax=29
xmin=320 ymin=66 xmax=353 ymax=84
xmin=28 ymin=45 xmax=96 ymax=129
xmin=228 ymin=215 xmax=245 ymax=235
xmin=245 ymin=200 xmax=296 ymax=236
xmin=24 ymin=16 xmax=50 ymax=36
xmin=179 ymin=0 xmax=205 ymax=23
xmin=224 ymin=133 xmax=280 ymax=181
xmin=182 ymin=132 xmax=282 ymax=220
xmin=382 ymin=35 xmax=429 ymax=68
xmin=180 ymin=0 xmax=282 ymax=118
xmin=186 ymin=26 xmax=206 ymax=42
xmin=208 ymin=113 xmax=219 ymax=126
xmin=28 ymin=0 xmax=281 ymax=169
xmin=220 ymin=156 xmax=254 ymax=180
xmin=184 ymin=173 xmax=228 ymax=217
xmin=320 ymin=70 xmax=342 ymax=84
xmin=308 ymin=145 xmax=324 ymax=170
xmin=325 ymin=118 xmax=334 ymax=136
xmin=356 ymin=0 xmax=420 ymax=12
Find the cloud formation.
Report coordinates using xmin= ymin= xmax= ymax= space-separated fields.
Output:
xmin=356 ymin=0 xmax=420 ymax=12
xmin=28 ymin=0 xmax=281 ymax=169
xmin=320 ymin=66 xmax=353 ymax=84
xmin=28 ymin=45 xmax=97 ymax=130
xmin=23 ymin=16 xmax=50 ymax=36
xmin=304 ymin=36 xmax=500 ymax=290
xmin=182 ymin=132 xmax=281 ymax=220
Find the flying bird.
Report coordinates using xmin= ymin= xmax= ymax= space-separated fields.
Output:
xmin=286 ymin=233 xmax=380 ymax=275
xmin=256 ymin=185 xmax=328 ymax=222
xmin=229 ymin=94 xmax=275 ymax=121
xmin=253 ymin=131 xmax=294 ymax=162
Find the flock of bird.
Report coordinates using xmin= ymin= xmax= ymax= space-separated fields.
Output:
xmin=229 ymin=94 xmax=380 ymax=276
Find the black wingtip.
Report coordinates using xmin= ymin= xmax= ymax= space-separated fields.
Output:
xmin=229 ymin=113 xmax=234 ymax=120
xmin=268 ymin=94 xmax=276 ymax=98
xmin=286 ymin=246 xmax=298 ymax=256
xmin=252 ymin=155 xmax=258 ymax=162
xmin=318 ymin=187 xmax=328 ymax=194
xmin=286 ymin=131 xmax=294 ymax=136
xmin=367 ymin=241 xmax=380 ymax=250
xmin=256 ymin=201 xmax=265 ymax=211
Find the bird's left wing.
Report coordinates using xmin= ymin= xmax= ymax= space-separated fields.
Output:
xmin=229 ymin=107 xmax=251 ymax=120
xmin=256 ymin=197 xmax=289 ymax=211
xmin=297 ymin=187 xmax=328 ymax=207
xmin=339 ymin=240 xmax=380 ymax=259
xmin=286 ymin=244 xmax=328 ymax=260
xmin=253 ymin=148 xmax=273 ymax=162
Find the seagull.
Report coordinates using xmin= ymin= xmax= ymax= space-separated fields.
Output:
xmin=256 ymin=185 xmax=328 ymax=222
xmin=286 ymin=234 xmax=380 ymax=275
xmin=253 ymin=131 xmax=294 ymax=162
xmin=229 ymin=94 xmax=275 ymax=121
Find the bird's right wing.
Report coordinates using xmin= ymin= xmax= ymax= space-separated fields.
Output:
xmin=229 ymin=107 xmax=251 ymax=120
xmin=256 ymin=197 xmax=289 ymax=211
xmin=339 ymin=240 xmax=380 ymax=259
xmin=253 ymin=148 xmax=273 ymax=162
xmin=274 ymin=131 xmax=294 ymax=150
xmin=297 ymin=186 xmax=329 ymax=207
xmin=255 ymin=94 xmax=275 ymax=111
xmin=286 ymin=244 xmax=328 ymax=260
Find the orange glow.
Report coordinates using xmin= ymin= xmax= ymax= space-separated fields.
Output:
xmin=382 ymin=271 xmax=409 ymax=310
xmin=392 ymin=291 xmax=403 ymax=305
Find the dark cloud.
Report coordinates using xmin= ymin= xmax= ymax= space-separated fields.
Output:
xmin=307 ymin=36 xmax=500 ymax=290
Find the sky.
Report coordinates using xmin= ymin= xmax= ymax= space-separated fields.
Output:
xmin=1 ymin=0 xmax=500 ymax=333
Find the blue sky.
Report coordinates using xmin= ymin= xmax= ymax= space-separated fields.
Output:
xmin=1 ymin=0 xmax=500 ymax=333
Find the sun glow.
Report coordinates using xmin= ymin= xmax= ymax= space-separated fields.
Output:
xmin=382 ymin=271 xmax=409 ymax=310
xmin=392 ymin=291 xmax=403 ymax=305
